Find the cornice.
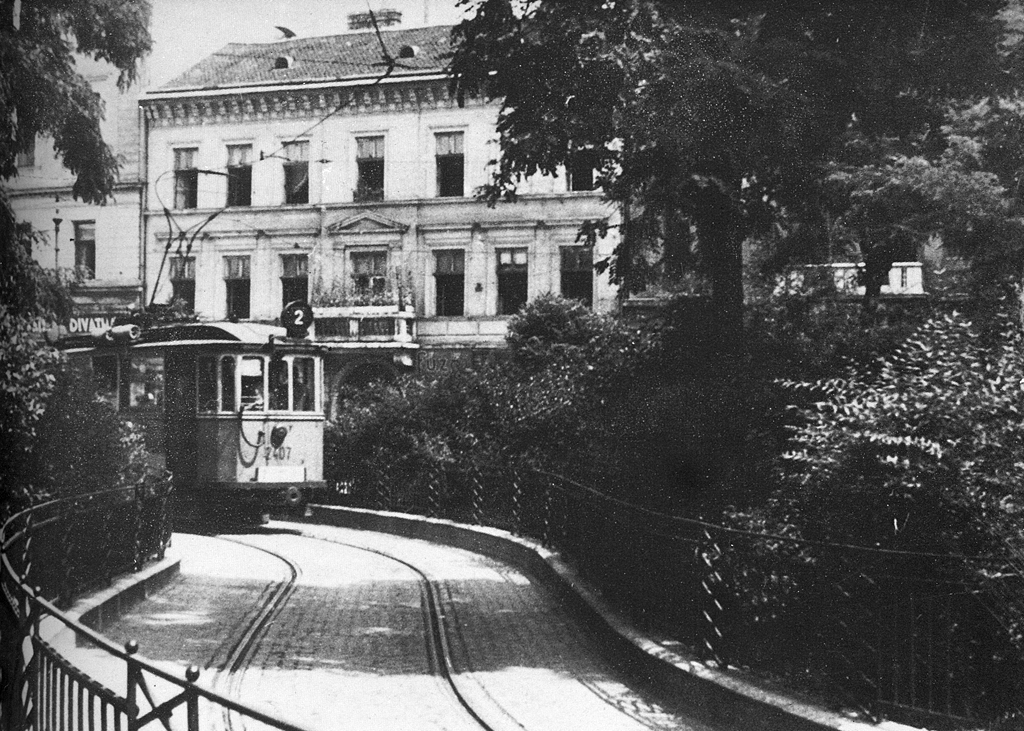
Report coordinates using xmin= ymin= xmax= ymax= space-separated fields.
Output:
xmin=143 ymin=79 xmax=488 ymax=127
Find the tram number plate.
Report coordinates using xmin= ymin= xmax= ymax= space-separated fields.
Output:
xmin=265 ymin=446 xmax=292 ymax=460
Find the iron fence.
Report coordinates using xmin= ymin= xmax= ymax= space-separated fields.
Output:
xmin=333 ymin=464 xmax=1024 ymax=727
xmin=0 ymin=483 xmax=309 ymax=731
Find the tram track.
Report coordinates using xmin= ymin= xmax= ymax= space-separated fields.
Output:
xmin=203 ymin=526 xmax=687 ymax=731
xmin=206 ymin=528 xmax=520 ymax=731
xmin=296 ymin=531 xmax=525 ymax=731
xmin=208 ymin=536 xmax=302 ymax=731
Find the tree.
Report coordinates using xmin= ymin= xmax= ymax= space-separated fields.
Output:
xmin=1 ymin=0 xmax=152 ymax=506
xmin=827 ymin=133 xmax=1019 ymax=300
xmin=1 ymin=0 xmax=152 ymax=203
xmin=449 ymin=0 xmax=1018 ymax=348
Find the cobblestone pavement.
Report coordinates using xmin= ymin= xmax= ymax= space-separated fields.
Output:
xmin=93 ymin=523 xmax=716 ymax=731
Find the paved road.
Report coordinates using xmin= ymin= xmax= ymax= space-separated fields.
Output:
xmin=98 ymin=522 xmax=714 ymax=730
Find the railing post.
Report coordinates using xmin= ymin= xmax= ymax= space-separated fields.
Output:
xmin=99 ymin=497 xmax=119 ymax=585
xmin=698 ymin=530 xmax=727 ymax=668
xmin=425 ymin=464 xmax=442 ymax=519
xmin=541 ymin=479 xmax=553 ymax=548
xmin=373 ymin=465 xmax=393 ymax=512
xmin=60 ymin=500 xmax=81 ymax=606
xmin=19 ymin=586 xmax=43 ymax=731
xmin=155 ymin=478 xmax=173 ymax=560
xmin=510 ymin=469 xmax=523 ymax=536
xmin=133 ymin=483 xmax=145 ymax=572
xmin=20 ymin=506 xmax=35 ymax=587
xmin=125 ymin=641 xmax=141 ymax=730
xmin=470 ymin=467 xmax=486 ymax=526
xmin=184 ymin=666 xmax=200 ymax=731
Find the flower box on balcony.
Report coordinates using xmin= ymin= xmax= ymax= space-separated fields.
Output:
xmin=313 ymin=304 xmax=413 ymax=318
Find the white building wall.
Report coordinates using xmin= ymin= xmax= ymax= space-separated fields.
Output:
xmin=143 ymin=80 xmax=620 ymax=348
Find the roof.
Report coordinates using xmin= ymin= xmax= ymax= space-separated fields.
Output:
xmin=158 ymin=25 xmax=453 ymax=92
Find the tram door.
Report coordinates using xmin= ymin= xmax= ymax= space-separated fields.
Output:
xmin=164 ymin=351 xmax=198 ymax=489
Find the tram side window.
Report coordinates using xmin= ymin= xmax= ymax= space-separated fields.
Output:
xmin=130 ymin=356 xmax=163 ymax=409
xmin=293 ymin=357 xmax=315 ymax=411
xmin=269 ymin=357 xmax=289 ymax=411
xmin=240 ymin=356 xmax=264 ymax=410
xmin=221 ymin=356 xmax=236 ymax=411
xmin=197 ymin=357 xmax=217 ymax=412
xmin=93 ymin=355 xmax=120 ymax=406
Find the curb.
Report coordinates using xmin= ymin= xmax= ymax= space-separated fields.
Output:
xmin=306 ymin=505 xmax=918 ymax=731
xmin=67 ymin=552 xmax=182 ymax=632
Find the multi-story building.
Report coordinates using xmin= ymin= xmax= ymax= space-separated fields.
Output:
xmin=140 ymin=23 xmax=620 ymax=414
xmin=7 ymin=55 xmax=147 ymax=335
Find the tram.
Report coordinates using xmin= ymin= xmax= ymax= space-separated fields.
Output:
xmin=62 ymin=318 xmax=326 ymax=519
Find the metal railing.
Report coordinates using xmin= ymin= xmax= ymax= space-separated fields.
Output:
xmin=0 ymin=484 xmax=308 ymax=731
xmin=335 ymin=463 xmax=1024 ymax=727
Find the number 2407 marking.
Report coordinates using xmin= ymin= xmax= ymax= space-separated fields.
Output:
xmin=265 ymin=446 xmax=291 ymax=460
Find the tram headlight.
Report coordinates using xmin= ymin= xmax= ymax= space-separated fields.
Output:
xmin=270 ymin=425 xmax=288 ymax=449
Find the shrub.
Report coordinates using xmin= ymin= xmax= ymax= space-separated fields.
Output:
xmin=506 ymin=293 xmax=605 ymax=362
xmin=726 ymin=311 xmax=1024 ymax=692
xmin=6 ymin=368 xmax=156 ymax=501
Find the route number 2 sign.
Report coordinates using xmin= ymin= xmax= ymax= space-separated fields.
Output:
xmin=281 ymin=300 xmax=314 ymax=338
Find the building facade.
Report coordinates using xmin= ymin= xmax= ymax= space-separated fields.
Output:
xmin=7 ymin=54 xmax=147 ymax=333
xmin=140 ymin=24 xmax=620 ymax=413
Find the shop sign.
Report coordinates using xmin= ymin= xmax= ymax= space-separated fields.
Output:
xmin=67 ymin=315 xmax=117 ymax=333
xmin=419 ymin=349 xmax=471 ymax=375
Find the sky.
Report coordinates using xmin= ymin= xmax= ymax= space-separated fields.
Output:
xmin=147 ymin=0 xmax=467 ymax=87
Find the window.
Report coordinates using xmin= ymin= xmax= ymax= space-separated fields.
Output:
xmin=169 ymin=256 xmax=196 ymax=310
xmin=173 ymin=147 xmax=198 ymax=209
xmin=204 ymin=355 xmax=315 ymax=413
xmin=355 ymin=136 xmax=384 ymax=202
xmin=497 ymin=248 xmax=528 ymax=315
xmin=351 ymin=251 xmax=387 ymax=297
xmin=292 ymin=357 xmax=316 ymax=411
xmin=567 ymin=151 xmax=598 ymax=192
xmin=197 ymin=357 xmax=218 ymax=412
xmin=16 ymin=137 xmax=34 ymax=168
xmin=435 ymin=132 xmax=464 ymax=197
xmin=220 ymin=356 xmax=236 ymax=410
xmin=281 ymin=254 xmax=308 ymax=308
xmin=560 ymin=247 xmax=593 ymax=306
xmin=434 ymin=250 xmax=464 ymax=316
xmin=240 ymin=356 xmax=265 ymax=410
xmin=224 ymin=255 xmax=250 ymax=320
xmin=283 ymin=141 xmax=309 ymax=204
xmin=93 ymin=355 xmax=121 ymax=406
xmin=74 ymin=221 xmax=96 ymax=279
xmin=128 ymin=357 xmax=163 ymax=410
xmin=226 ymin=144 xmax=252 ymax=206
xmin=269 ymin=357 xmax=290 ymax=411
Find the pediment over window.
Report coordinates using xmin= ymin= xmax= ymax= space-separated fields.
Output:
xmin=326 ymin=211 xmax=409 ymax=235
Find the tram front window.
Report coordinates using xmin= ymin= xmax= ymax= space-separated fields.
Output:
xmin=293 ymin=357 xmax=315 ymax=411
xmin=269 ymin=357 xmax=289 ymax=411
xmin=240 ymin=356 xmax=264 ymax=410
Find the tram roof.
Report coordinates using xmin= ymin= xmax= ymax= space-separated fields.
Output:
xmin=141 ymin=322 xmax=289 ymax=346
xmin=61 ymin=321 xmax=316 ymax=354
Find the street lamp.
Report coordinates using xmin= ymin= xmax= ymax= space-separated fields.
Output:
xmin=53 ymin=217 xmax=62 ymax=270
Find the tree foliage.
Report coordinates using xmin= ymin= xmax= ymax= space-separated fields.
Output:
xmin=450 ymin=0 xmax=1020 ymax=339
xmin=1 ymin=0 xmax=152 ymax=203
xmin=1 ymin=0 xmax=152 ymax=508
